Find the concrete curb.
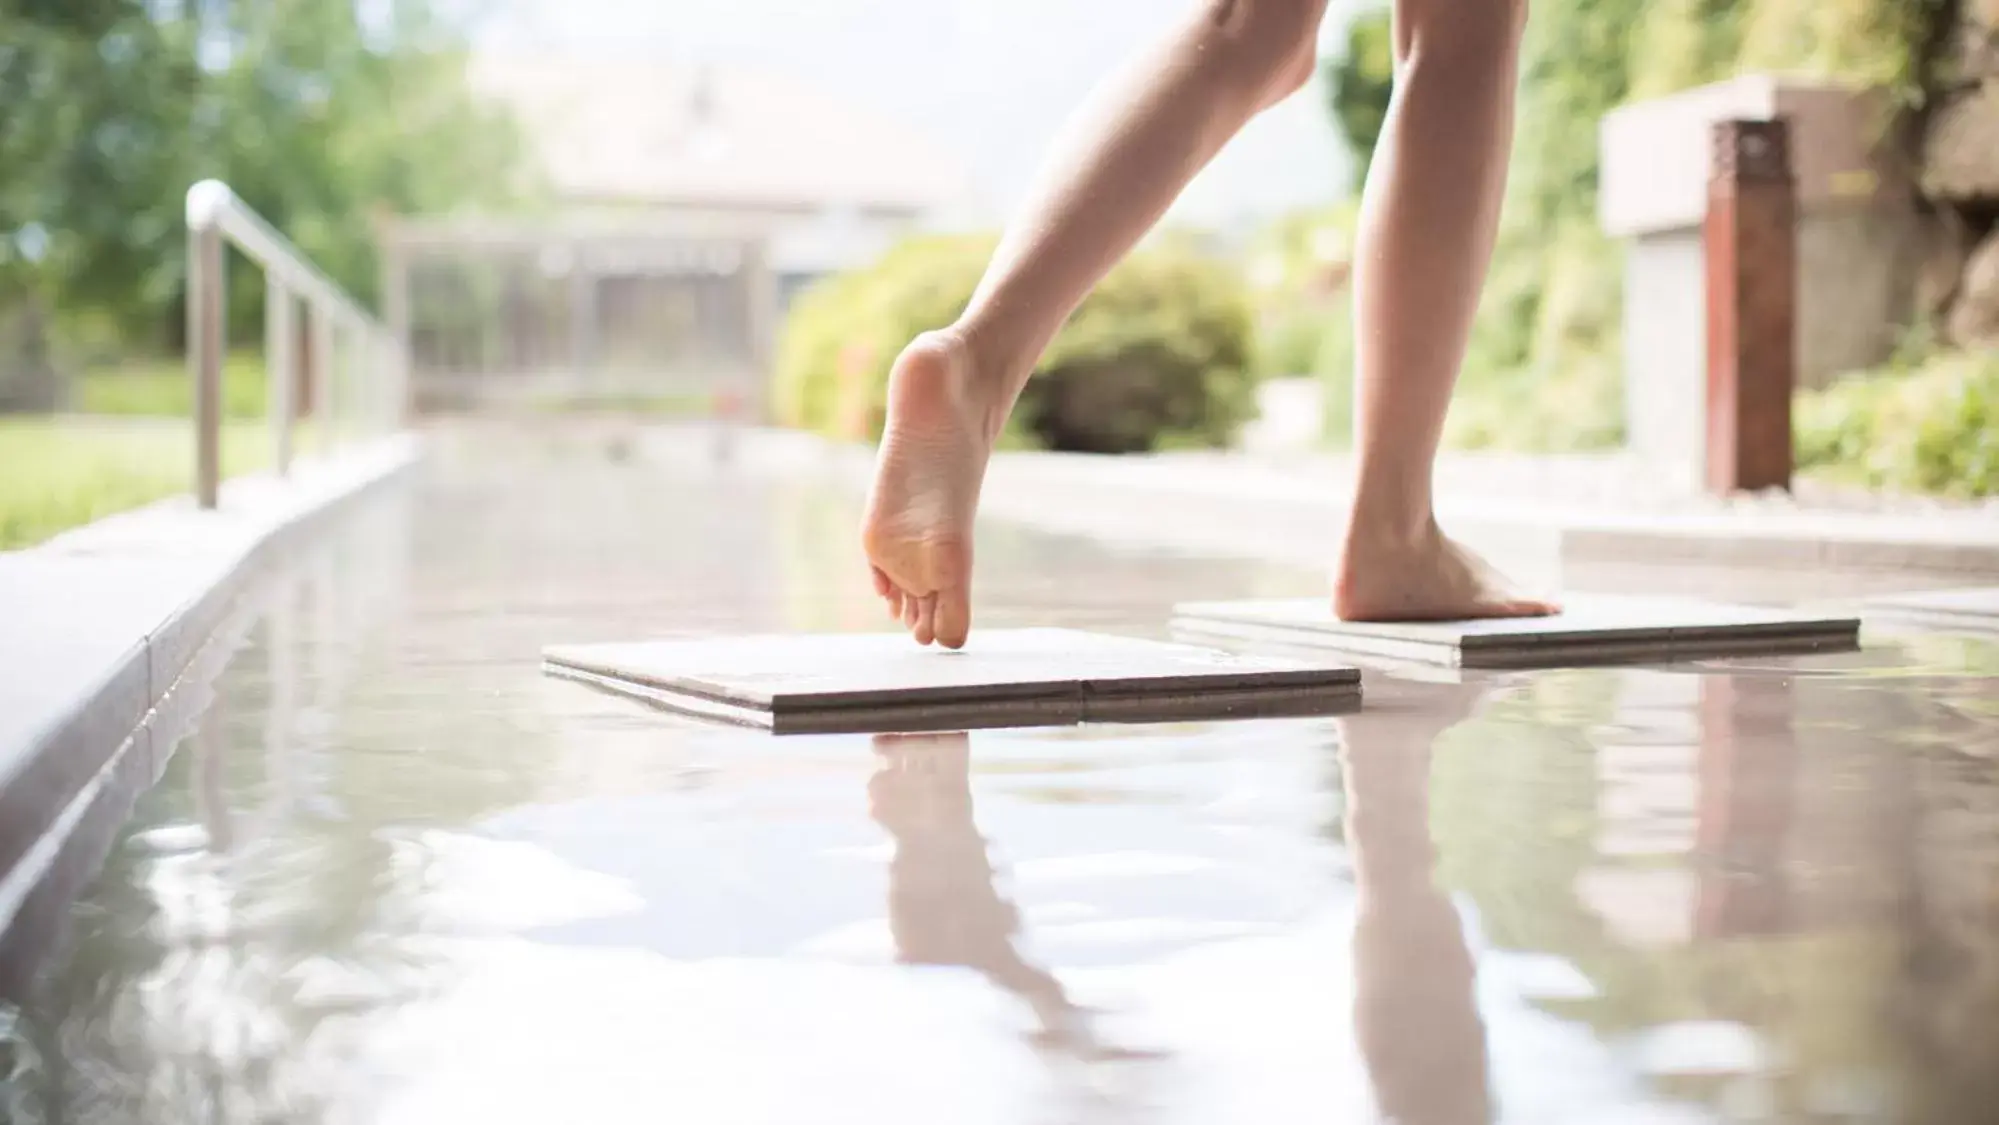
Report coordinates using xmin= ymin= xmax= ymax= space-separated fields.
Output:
xmin=0 ymin=436 xmax=423 ymax=951
xmin=640 ymin=424 xmax=1999 ymax=587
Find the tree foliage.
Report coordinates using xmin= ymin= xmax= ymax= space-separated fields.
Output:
xmin=1323 ymin=8 xmax=1393 ymax=193
xmin=1320 ymin=0 xmax=1954 ymax=452
xmin=0 ymin=0 xmax=523 ymax=372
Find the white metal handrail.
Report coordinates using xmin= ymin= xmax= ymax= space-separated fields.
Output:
xmin=185 ymin=180 xmax=406 ymax=508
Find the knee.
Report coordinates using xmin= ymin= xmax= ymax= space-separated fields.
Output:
xmin=1205 ymin=0 xmax=1330 ymax=65
xmin=1204 ymin=0 xmax=1329 ymax=96
xmin=1271 ymin=35 xmax=1320 ymax=100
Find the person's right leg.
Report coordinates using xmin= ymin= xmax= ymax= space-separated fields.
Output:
xmin=1330 ymin=0 xmax=1556 ymax=621
xmin=862 ymin=0 xmax=1327 ymax=648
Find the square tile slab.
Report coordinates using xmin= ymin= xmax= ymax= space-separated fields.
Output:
xmin=1863 ymin=587 xmax=1999 ymax=634
xmin=1171 ymin=594 xmax=1859 ymax=669
xmin=542 ymin=627 xmax=1361 ymax=734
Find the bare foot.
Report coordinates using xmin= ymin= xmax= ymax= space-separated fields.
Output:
xmin=1332 ymin=519 xmax=1559 ymax=622
xmin=861 ymin=330 xmax=998 ymax=649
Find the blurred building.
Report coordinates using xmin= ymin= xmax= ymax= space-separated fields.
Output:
xmin=382 ymin=54 xmax=977 ymax=411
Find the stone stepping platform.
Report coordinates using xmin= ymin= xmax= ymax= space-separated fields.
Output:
xmin=542 ymin=627 xmax=1361 ymax=735
xmin=1171 ymin=594 xmax=1860 ymax=670
xmin=1863 ymin=587 xmax=1999 ymax=634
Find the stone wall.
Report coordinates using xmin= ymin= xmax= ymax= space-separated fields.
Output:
xmin=1923 ymin=0 xmax=1999 ymax=349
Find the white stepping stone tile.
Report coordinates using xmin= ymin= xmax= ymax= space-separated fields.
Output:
xmin=543 ymin=627 xmax=1361 ymax=734
xmin=1862 ymin=586 xmax=1999 ymax=634
xmin=1170 ymin=594 xmax=1859 ymax=669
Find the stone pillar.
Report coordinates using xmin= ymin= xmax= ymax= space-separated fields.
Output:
xmin=1703 ymin=119 xmax=1797 ymax=494
xmin=1600 ymin=76 xmax=1917 ymax=496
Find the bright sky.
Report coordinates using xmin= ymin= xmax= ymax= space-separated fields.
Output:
xmin=471 ymin=0 xmax=1366 ymax=228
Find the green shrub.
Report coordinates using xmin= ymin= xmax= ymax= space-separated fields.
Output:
xmin=1445 ymin=220 xmax=1627 ymax=452
xmin=1291 ymin=212 xmax=1623 ymax=453
xmin=1312 ymin=306 xmax=1358 ymax=447
xmin=1253 ymin=308 xmax=1330 ymax=382
xmin=773 ymin=233 xmax=1257 ymax=454
xmin=1319 ymin=0 xmax=1947 ymax=456
xmin=1796 ymin=348 xmax=1999 ymax=496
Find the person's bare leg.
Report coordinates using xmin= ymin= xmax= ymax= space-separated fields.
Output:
xmin=1340 ymin=683 xmax=1492 ymax=1123
xmin=863 ymin=0 xmax=1326 ymax=648
xmin=1331 ymin=0 xmax=1556 ymax=621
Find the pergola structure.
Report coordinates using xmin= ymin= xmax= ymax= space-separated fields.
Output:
xmin=375 ymin=55 xmax=979 ymax=417
xmin=378 ymin=214 xmax=776 ymax=413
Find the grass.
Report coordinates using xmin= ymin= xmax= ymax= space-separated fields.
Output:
xmin=0 ymin=417 xmax=268 ymax=550
xmin=75 ymin=352 xmax=269 ymax=419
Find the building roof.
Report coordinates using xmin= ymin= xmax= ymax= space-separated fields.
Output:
xmin=468 ymin=54 xmax=979 ymax=217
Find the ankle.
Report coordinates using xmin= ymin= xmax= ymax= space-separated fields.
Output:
xmin=931 ymin=321 xmax=1020 ymax=446
xmin=1343 ymin=496 xmax=1439 ymax=551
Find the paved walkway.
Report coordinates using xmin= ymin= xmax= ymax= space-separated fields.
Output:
xmin=636 ymin=423 xmax=1999 ymax=602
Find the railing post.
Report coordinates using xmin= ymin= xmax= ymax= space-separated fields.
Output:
xmin=310 ymin=303 xmax=333 ymax=452
xmin=569 ymin=237 xmax=597 ymax=387
xmin=188 ymin=180 xmax=399 ymax=486
xmin=266 ymin=280 xmax=294 ymax=475
xmin=188 ymin=215 xmax=225 ymax=509
xmin=342 ymin=316 xmax=361 ymax=436
xmin=1704 ymin=118 xmax=1796 ymax=494
xmin=381 ymin=235 xmax=410 ymax=426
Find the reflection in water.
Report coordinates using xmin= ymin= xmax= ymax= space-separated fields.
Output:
xmin=868 ymin=732 xmax=1148 ymax=1063
xmin=1340 ymin=687 xmax=1493 ymax=1125
xmin=11 ymin=490 xmax=429 ymax=1125
xmin=14 ymin=433 xmax=1999 ymax=1124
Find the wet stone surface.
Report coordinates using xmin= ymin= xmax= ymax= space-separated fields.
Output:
xmin=6 ymin=425 xmax=1999 ymax=1124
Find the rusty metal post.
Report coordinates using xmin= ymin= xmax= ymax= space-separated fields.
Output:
xmin=188 ymin=219 xmax=225 ymax=508
xmin=1703 ymin=119 xmax=1796 ymax=494
xmin=1692 ymin=675 xmax=1798 ymax=939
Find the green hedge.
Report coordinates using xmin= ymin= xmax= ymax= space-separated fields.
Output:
xmin=1797 ymin=347 xmax=1999 ymax=497
xmin=774 ymin=233 xmax=1258 ymax=454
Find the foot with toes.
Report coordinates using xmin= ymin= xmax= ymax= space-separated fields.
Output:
xmin=860 ymin=329 xmax=1557 ymax=648
xmin=1332 ymin=518 xmax=1559 ymax=622
xmin=860 ymin=330 xmax=1001 ymax=649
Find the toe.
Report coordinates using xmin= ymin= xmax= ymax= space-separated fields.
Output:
xmin=1492 ymin=594 xmax=1560 ymax=618
xmin=913 ymin=594 xmax=939 ymax=646
xmin=1519 ymin=596 xmax=1562 ymax=617
xmin=933 ymin=586 xmax=971 ymax=649
xmin=870 ymin=565 xmax=892 ymax=598
xmin=902 ymin=591 xmax=921 ymax=632
xmin=885 ymin=587 xmax=905 ymax=621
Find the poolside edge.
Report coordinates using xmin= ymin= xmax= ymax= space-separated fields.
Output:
xmin=0 ymin=435 xmax=423 ymax=953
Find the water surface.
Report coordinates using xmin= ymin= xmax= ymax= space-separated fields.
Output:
xmin=9 ymin=426 xmax=1999 ymax=1124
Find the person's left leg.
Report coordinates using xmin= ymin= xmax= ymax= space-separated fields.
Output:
xmin=863 ymin=0 xmax=1327 ymax=648
xmin=1331 ymin=0 xmax=1553 ymax=622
